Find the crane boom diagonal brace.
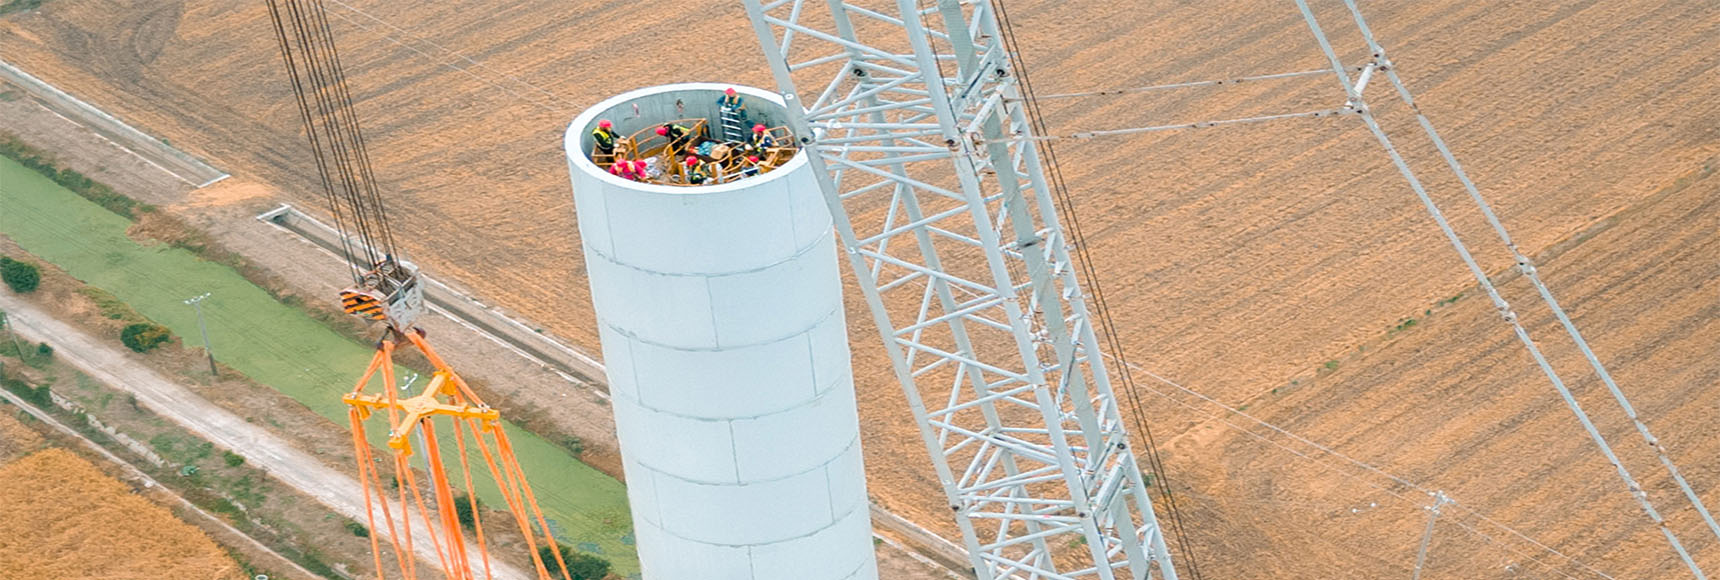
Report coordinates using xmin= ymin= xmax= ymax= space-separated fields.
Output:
xmin=743 ymin=1 xmax=1179 ymax=578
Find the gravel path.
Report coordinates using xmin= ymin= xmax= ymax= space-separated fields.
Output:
xmin=0 ymin=290 xmax=532 ymax=580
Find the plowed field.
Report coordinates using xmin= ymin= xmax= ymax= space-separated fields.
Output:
xmin=3 ymin=0 xmax=1717 ymax=577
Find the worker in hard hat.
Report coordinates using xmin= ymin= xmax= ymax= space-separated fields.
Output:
xmin=750 ymin=124 xmax=777 ymax=150
xmin=718 ymin=88 xmax=748 ymax=121
xmin=656 ymin=122 xmax=693 ymax=154
xmin=703 ymin=158 xmax=726 ymax=184
xmin=716 ymin=87 xmax=751 ymax=141
xmin=684 ymin=155 xmax=710 ymax=185
xmin=736 ymin=154 xmax=763 ymax=178
xmin=718 ymin=88 xmax=747 ymax=113
xmin=592 ymin=119 xmax=618 ymax=155
xmin=609 ymin=157 xmax=640 ymax=181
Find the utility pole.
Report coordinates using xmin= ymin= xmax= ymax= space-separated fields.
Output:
xmin=1412 ymin=491 xmax=1452 ymax=580
xmin=183 ymin=292 xmax=217 ymax=377
xmin=0 ymin=310 xmax=14 ymax=370
xmin=1 ymin=311 xmax=24 ymax=364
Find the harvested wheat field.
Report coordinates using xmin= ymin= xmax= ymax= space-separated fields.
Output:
xmin=0 ymin=406 xmax=46 ymax=462
xmin=2 ymin=0 xmax=1718 ymax=577
xmin=0 ymin=448 xmax=243 ymax=579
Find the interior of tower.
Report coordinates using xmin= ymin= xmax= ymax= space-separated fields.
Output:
xmin=586 ymin=88 xmax=798 ymax=187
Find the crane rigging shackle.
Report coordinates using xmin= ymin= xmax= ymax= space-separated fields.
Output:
xmin=265 ymin=0 xmax=422 ymax=330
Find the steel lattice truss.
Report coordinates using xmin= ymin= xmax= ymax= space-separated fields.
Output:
xmin=741 ymin=1 xmax=1177 ymax=578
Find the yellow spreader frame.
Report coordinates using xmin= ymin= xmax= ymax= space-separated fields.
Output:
xmin=341 ymin=329 xmax=574 ymax=580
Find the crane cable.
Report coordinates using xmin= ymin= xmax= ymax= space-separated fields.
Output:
xmin=261 ymin=2 xmax=1669 ymax=577
xmin=1293 ymin=1 xmax=1711 ymax=578
xmin=988 ymin=2 xmax=1207 ymax=578
xmin=266 ymin=0 xmax=400 ymax=280
xmin=1335 ymin=0 xmax=1720 ymax=548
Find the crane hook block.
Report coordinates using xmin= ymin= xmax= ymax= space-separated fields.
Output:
xmin=340 ymin=258 xmax=425 ymax=330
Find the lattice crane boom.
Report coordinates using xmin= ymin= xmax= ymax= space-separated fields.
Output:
xmin=742 ymin=1 xmax=1179 ymax=578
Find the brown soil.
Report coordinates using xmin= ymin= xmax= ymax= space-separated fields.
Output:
xmin=1157 ymin=160 xmax=1720 ymax=578
xmin=0 ymin=448 xmax=244 ymax=579
xmin=3 ymin=0 xmax=1718 ymax=577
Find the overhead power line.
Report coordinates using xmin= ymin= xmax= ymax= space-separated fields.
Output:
xmin=1335 ymin=0 xmax=1720 ymax=551
xmin=291 ymin=1 xmax=1703 ymax=578
xmin=989 ymin=1 xmax=1207 ymax=579
xmin=1027 ymin=68 xmax=1344 ymax=101
xmin=1294 ymin=1 xmax=1715 ymax=578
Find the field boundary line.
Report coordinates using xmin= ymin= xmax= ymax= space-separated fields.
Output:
xmin=0 ymin=59 xmax=228 ymax=188
xmin=256 ymin=204 xmax=609 ymax=393
xmin=0 ymin=385 xmax=323 ymax=580
xmin=0 ymin=291 xmax=530 ymax=580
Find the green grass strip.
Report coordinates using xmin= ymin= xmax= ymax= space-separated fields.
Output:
xmin=0 ymin=157 xmax=638 ymax=574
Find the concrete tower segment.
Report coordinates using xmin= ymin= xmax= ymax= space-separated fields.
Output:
xmin=565 ymin=83 xmax=879 ymax=580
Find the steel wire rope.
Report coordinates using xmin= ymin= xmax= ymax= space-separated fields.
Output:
xmin=302 ymin=0 xmax=400 ymax=263
xmin=279 ymin=0 xmax=374 ymax=264
xmin=278 ymin=0 xmax=386 ymax=269
xmin=295 ymin=0 xmax=398 ymax=264
xmin=1292 ymin=1 xmax=1707 ymax=577
xmin=987 ymin=1 xmax=1206 ymax=578
xmin=1015 ymin=108 xmax=1350 ymax=143
xmin=1027 ymin=68 xmax=1340 ymax=101
xmin=1339 ymin=0 xmax=1720 ymax=549
xmin=277 ymin=0 xmax=401 ymax=274
xmin=266 ymin=0 xmax=362 ymax=283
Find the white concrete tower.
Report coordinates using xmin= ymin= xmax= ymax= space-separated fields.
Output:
xmin=565 ymin=83 xmax=878 ymax=580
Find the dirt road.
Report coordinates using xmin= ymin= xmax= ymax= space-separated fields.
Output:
xmin=0 ymin=290 xmax=531 ymax=580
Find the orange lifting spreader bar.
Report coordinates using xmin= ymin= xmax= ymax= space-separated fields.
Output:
xmin=345 ymin=371 xmax=499 ymax=452
xmin=345 ymin=328 xmax=575 ymax=580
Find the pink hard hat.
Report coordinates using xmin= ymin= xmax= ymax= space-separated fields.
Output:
xmin=684 ymin=156 xmax=699 ymax=165
xmin=598 ymin=119 xmax=612 ymax=129
xmin=747 ymin=155 xmax=760 ymax=163
xmin=753 ymin=124 xmax=767 ymax=133
xmin=725 ymin=87 xmax=737 ymax=96
xmin=656 ymin=126 xmax=669 ymax=136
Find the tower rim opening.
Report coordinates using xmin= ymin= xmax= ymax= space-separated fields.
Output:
xmin=566 ymin=82 xmax=807 ymax=194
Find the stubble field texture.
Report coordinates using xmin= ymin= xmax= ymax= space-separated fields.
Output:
xmin=2 ymin=0 xmax=1717 ymax=578
xmin=0 ymin=447 xmax=244 ymax=579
